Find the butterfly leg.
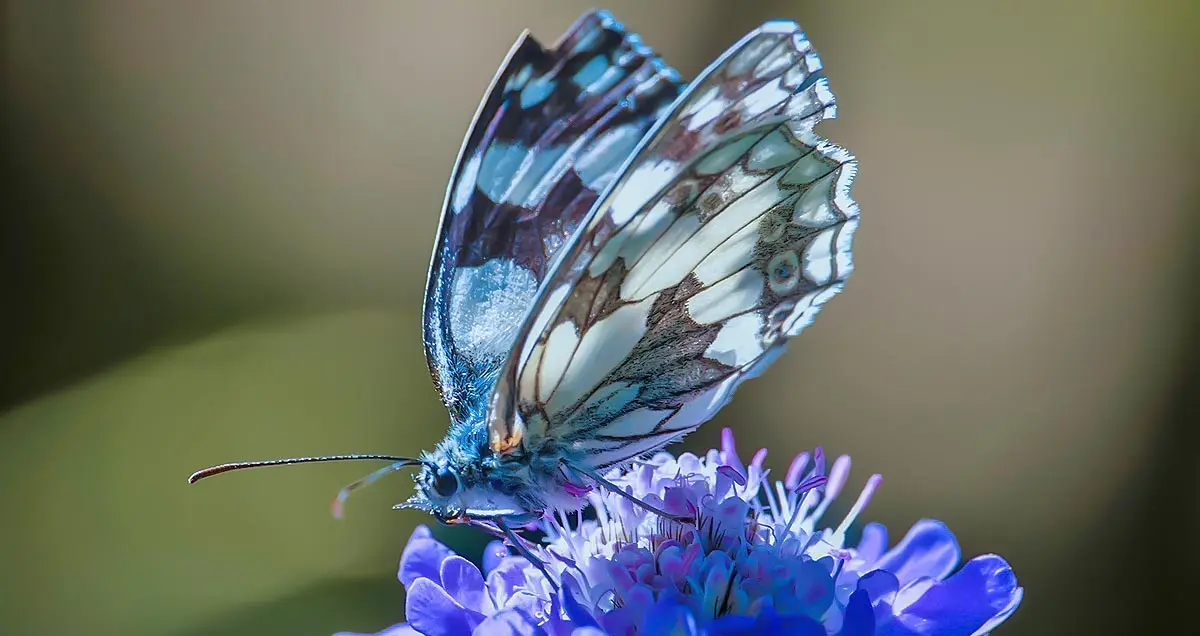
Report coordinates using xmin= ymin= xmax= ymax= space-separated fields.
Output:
xmin=563 ymin=460 xmax=693 ymax=524
xmin=466 ymin=518 xmax=544 ymax=556
xmin=463 ymin=519 xmax=509 ymax=540
xmin=497 ymin=518 xmax=559 ymax=590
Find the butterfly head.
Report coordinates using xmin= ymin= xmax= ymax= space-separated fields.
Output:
xmin=402 ymin=445 xmax=540 ymax=526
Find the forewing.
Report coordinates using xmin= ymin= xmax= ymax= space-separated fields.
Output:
xmin=488 ymin=22 xmax=858 ymax=469
xmin=423 ymin=11 xmax=682 ymax=424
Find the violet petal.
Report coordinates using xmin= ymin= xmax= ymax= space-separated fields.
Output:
xmin=874 ymin=520 xmax=961 ymax=586
xmin=333 ymin=623 xmax=418 ymax=636
xmin=643 ymin=597 xmax=702 ymax=636
xmin=406 ymin=577 xmax=484 ymax=636
xmin=472 ymin=609 xmax=547 ymax=636
xmin=708 ymin=610 xmax=825 ymax=635
xmin=399 ymin=525 xmax=455 ymax=588
xmin=857 ymin=569 xmax=900 ymax=627
xmin=486 ymin=558 xmax=531 ymax=607
xmin=561 ymin=587 xmax=601 ymax=628
xmin=440 ymin=555 xmax=490 ymax=614
xmin=500 ymin=591 xmax=545 ymax=623
xmin=855 ymin=522 xmax=889 ymax=563
xmin=482 ymin=541 xmax=510 ymax=575
xmin=889 ymin=554 xmax=1021 ymax=636
xmin=838 ymin=589 xmax=875 ymax=636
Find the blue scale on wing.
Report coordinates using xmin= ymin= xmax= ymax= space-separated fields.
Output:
xmin=423 ymin=10 xmax=683 ymax=425
xmin=487 ymin=21 xmax=859 ymax=470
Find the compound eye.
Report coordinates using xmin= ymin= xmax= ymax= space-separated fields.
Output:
xmin=433 ymin=468 xmax=459 ymax=497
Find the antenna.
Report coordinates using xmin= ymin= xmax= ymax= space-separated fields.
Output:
xmin=188 ymin=454 xmax=425 ymax=484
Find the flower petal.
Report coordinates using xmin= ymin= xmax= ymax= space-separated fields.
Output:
xmin=708 ymin=610 xmax=825 ymax=636
xmin=441 ymin=555 xmax=491 ymax=614
xmin=334 ymin=623 xmax=419 ymax=636
xmin=399 ymin=525 xmax=455 ymax=587
xmin=972 ymin=585 xmax=1023 ymax=636
xmin=483 ymin=541 xmax=511 ymax=575
xmin=472 ymin=609 xmax=547 ymax=636
xmin=857 ymin=570 xmax=898 ymax=604
xmin=874 ymin=520 xmax=961 ymax=586
xmin=838 ymin=589 xmax=875 ymax=636
xmin=406 ymin=577 xmax=484 ymax=636
xmin=561 ymin=586 xmax=601 ymax=628
xmin=501 ymin=591 xmax=545 ymax=618
xmin=889 ymin=554 xmax=1021 ymax=636
xmin=856 ymin=569 xmax=900 ymax=627
xmin=855 ymin=523 xmax=888 ymax=563
xmin=644 ymin=597 xmax=702 ymax=636
xmin=487 ymin=557 xmax=532 ymax=607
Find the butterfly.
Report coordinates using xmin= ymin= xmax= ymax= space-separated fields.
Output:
xmin=190 ymin=10 xmax=857 ymax=558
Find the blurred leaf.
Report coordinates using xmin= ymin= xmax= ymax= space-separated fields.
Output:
xmin=0 ymin=311 xmax=444 ymax=635
xmin=172 ymin=577 xmax=403 ymax=636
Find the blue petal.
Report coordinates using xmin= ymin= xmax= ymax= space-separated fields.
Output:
xmin=779 ymin=615 xmax=829 ymax=636
xmin=707 ymin=611 xmax=825 ymax=636
xmin=874 ymin=520 xmax=961 ymax=586
xmin=857 ymin=570 xmax=899 ymax=603
xmin=975 ymin=585 xmax=1023 ymax=635
xmin=472 ymin=609 xmax=548 ymax=636
xmin=856 ymin=522 xmax=888 ymax=562
xmin=571 ymin=629 xmax=609 ymax=636
xmin=406 ymin=577 xmax=484 ymax=636
xmin=889 ymin=554 xmax=1021 ymax=636
xmin=561 ymin=586 xmax=601 ymax=628
xmin=483 ymin=541 xmax=511 ymax=574
xmin=643 ymin=598 xmax=701 ymax=636
xmin=399 ymin=525 xmax=456 ymax=588
xmin=838 ymin=589 xmax=875 ymax=636
xmin=856 ymin=570 xmax=900 ymax=627
xmin=334 ymin=623 xmax=419 ymax=636
xmin=486 ymin=558 xmax=534 ymax=607
xmin=500 ymin=591 xmax=545 ymax=617
xmin=705 ymin=614 xmax=756 ymax=634
xmin=441 ymin=555 xmax=490 ymax=614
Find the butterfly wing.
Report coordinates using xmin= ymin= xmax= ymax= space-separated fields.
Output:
xmin=423 ymin=11 xmax=683 ymax=424
xmin=486 ymin=22 xmax=858 ymax=468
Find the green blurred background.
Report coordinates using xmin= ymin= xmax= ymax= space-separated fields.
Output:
xmin=2 ymin=1 xmax=1197 ymax=634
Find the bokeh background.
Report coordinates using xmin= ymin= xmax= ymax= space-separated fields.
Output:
xmin=3 ymin=1 xmax=1197 ymax=634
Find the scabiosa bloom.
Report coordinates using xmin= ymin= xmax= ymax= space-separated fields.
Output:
xmin=338 ymin=429 xmax=1021 ymax=636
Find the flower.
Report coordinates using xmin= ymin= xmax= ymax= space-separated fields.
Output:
xmin=339 ymin=429 xmax=1021 ymax=636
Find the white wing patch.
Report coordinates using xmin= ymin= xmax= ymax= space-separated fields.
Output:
xmin=486 ymin=21 xmax=858 ymax=471
xmin=705 ymin=313 xmax=765 ymax=366
xmin=537 ymin=322 xmax=578 ymax=402
xmin=686 ymin=268 xmax=764 ymax=325
xmin=544 ymin=295 xmax=655 ymax=415
xmin=590 ymin=407 xmax=674 ymax=440
xmin=449 ymin=261 xmax=539 ymax=360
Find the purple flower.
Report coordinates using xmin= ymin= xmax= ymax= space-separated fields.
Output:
xmin=339 ymin=429 xmax=1021 ymax=636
